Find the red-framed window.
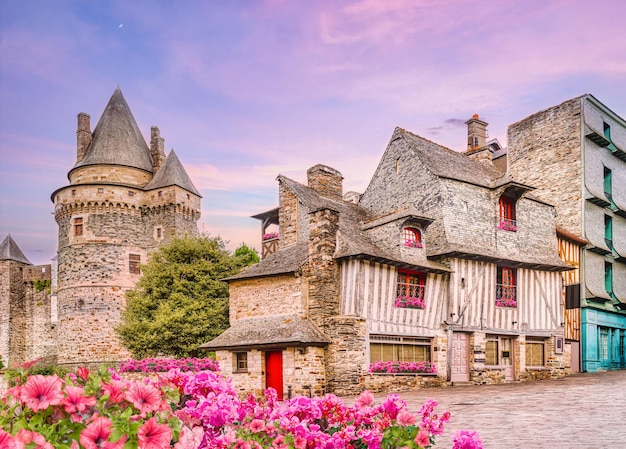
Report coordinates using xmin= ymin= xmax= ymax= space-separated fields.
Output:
xmin=498 ymin=197 xmax=517 ymax=232
xmin=395 ymin=270 xmax=426 ymax=309
xmin=496 ymin=266 xmax=517 ymax=307
xmin=403 ymin=227 xmax=423 ymax=248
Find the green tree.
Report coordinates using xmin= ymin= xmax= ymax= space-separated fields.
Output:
xmin=116 ymin=235 xmax=255 ymax=358
xmin=233 ymin=242 xmax=260 ymax=266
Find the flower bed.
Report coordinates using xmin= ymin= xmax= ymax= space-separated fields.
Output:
xmin=395 ymin=295 xmax=427 ymax=310
xmin=0 ymin=359 xmax=481 ymax=449
xmin=119 ymin=357 xmax=219 ymax=373
xmin=370 ymin=361 xmax=437 ymax=374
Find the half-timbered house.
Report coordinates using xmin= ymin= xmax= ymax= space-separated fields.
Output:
xmin=201 ymin=126 xmax=571 ymax=396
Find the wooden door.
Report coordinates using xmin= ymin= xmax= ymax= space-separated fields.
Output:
xmin=599 ymin=328 xmax=610 ymax=370
xmin=265 ymin=351 xmax=284 ymax=400
xmin=450 ymin=332 xmax=470 ymax=382
xmin=501 ymin=337 xmax=514 ymax=381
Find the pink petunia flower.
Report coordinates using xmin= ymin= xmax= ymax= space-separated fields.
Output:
xmin=19 ymin=375 xmax=64 ymax=412
xmin=80 ymin=416 xmax=127 ymax=449
xmin=354 ymin=390 xmax=374 ymax=408
xmin=396 ymin=409 xmax=417 ymax=426
xmin=101 ymin=379 xmax=128 ymax=404
xmin=173 ymin=426 xmax=204 ymax=449
xmin=0 ymin=429 xmax=19 ymax=449
xmin=63 ymin=385 xmax=97 ymax=414
xmin=138 ymin=417 xmax=173 ymax=449
xmin=15 ymin=429 xmax=53 ymax=449
xmin=248 ymin=419 xmax=266 ymax=433
xmin=126 ymin=381 xmax=162 ymax=415
xmin=415 ymin=427 xmax=430 ymax=447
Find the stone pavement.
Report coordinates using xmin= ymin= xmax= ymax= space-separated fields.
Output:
xmin=371 ymin=370 xmax=626 ymax=449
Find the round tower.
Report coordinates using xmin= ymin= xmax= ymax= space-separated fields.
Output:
xmin=51 ymin=88 xmax=201 ymax=366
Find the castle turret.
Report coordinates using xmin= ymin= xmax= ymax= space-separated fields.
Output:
xmin=51 ymin=87 xmax=201 ymax=367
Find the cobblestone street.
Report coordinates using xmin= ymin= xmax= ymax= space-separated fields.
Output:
xmin=371 ymin=370 xmax=626 ymax=449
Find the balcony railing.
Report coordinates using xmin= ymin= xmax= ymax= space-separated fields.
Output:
xmin=497 ymin=218 xmax=518 ymax=232
xmin=496 ymin=284 xmax=517 ymax=307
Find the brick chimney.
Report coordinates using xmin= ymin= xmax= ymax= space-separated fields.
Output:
xmin=465 ymin=114 xmax=488 ymax=151
xmin=76 ymin=112 xmax=92 ymax=163
xmin=307 ymin=165 xmax=343 ymax=201
xmin=150 ymin=126 xmax=166 ymax=172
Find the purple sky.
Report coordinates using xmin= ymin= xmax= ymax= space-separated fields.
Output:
xmin=1 ymin=0 xmax=626 ymax=265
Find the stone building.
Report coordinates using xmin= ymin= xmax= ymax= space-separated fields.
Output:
xmin=0 ymin=87 xmax=202 ymax=369
xmin=201 ymin=124 xmax=571 ymax=397
xmin=508 ymin=95 xmax=626 ymax=372
xmin=0 ymin=235 xmax=56 ymax=368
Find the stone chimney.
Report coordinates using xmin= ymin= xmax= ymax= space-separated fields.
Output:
xmin=465 ymin=114 xmax=488 ymax=151
xmin=307 ymin=165 xmax=343 ymax=201
xmin=150 ymin=126 xmax=166 ymax=172
xmin=76 ymin=113 xmax=92 ymax=163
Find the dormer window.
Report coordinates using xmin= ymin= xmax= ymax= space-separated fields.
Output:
xmin=498 ymin=196 xmax=517 ymax=232
xmin=403 ymin=227 xmax=423 ymax=248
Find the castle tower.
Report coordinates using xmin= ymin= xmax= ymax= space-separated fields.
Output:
xmin=51 ymin=87 xmax=201 ymax=366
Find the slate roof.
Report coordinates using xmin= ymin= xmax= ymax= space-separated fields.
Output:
xmin=144 ymin=150 xmax=201 ymax=196
xmin=0 ymin=235 xmax=32 ymax=264
xmin=198 ymin=314 xmax=330 ymax=350
xmin=397 ymin=128 xmax=505 ymax=187
xmin=73 ymin=87 xmax=154 ymax=173
xmin=224 ymin=242 xmax=308 ymax=280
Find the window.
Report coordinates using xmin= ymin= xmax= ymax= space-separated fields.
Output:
xmin=129 ymin=254 xmax=141 ymax=274
xmin=403 ymin=227 xmax=423 ymax=248
xmin=526 ymin=337 xmax=546 ymax=366
xmin=498 ymin=196 xmax=517 ymax=231
xmin=604 ymin=122 xmax=617 ymax=151
xmin=485 ymin=334 xmax=499 ymax=365
xmin=496 ymin=266 xmax=517 ymax=307
xmin=605 ymin=262 xmax=613 ymax=295
xmin=369 ymin=335 xmax=431 ymax=363
xmin=155 ymin=227 xmax=163 ymax=240
xmin=396 ymin=270 xmax=426 ymax=309
xmin=604 ymin=167 xmax=612 ymax=201
xmin=605 ymin=215 xmax=613 ymax=250
xmin=74 ymin=217 xmax=83 ymax=236
xmin=128 ymin=191 xmax=135 ymax=197
xmin=98 ymin=188 xmax=104 ymax=193
xmin=233 ymin=352 xmax=248 ymax=372
xmin=158 ymin=190 xmax=163 ymax=197
xmin=71 ymin=189 xmax=76 ymax=196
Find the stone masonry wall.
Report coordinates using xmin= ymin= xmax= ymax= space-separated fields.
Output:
xmin=228 ymin=274 xmax=303 ymax=322
xmin=325 ymin=316 xmax=366 ymax=396
xmin=507 ymin=97 xmax=583 ymax=237
xmin=278 ymin=182 xmax=298 ymax=247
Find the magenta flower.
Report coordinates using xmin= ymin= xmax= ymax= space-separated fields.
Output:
xmin=452 ymin=430 xmax=484 ymax=449
xmin=354 ymin=390 xmax=375 ymax=408
xmin=63 ymin=385 xmax=97 ymax=414
xmin=0 ymin=429 xmax=18 ymax=449
xmin=138 ymin=417 xmax=172 ymax=449
xmin=15 ymin=429 xmax=54 ymax=449
xmin=19 ymin=374 xmax=64 ymax=412
xmin=396 ymin=408 xmax=417 ymax=426
xmin=415 ymin=427 xmax=430 ymax=447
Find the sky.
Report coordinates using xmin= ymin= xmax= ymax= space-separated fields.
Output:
xmin=1 ymin=0 xmax=626 ymax=265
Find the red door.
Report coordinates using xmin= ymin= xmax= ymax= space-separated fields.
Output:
xmin=265 ymin=351 xmax=284 ymax=400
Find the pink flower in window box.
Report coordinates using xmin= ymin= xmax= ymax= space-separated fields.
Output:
xmin=497 ymin=221 xmax=517 ymax=232
xmin=495 ymin=297 xmax=517 ymax=307
xmin=395 ymin=295 xmax=426 ymax=310
xmin=262 ymin=232 xmax=279 ymax=241
xmin=403 ymin=240 xmax=423 ymax=248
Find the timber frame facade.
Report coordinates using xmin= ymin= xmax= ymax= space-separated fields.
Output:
xmin=201 ymin=124 xmax=572 ymax=396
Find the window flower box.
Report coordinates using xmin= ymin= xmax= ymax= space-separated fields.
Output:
xmin=395 ymin=295 xmax=426 ymax=310
xmin=369 ymin=361 xmax=437 ymax=374
xmin=495 ymin=297 xmax=517 ymax=308
xmin=403 ymin=240 xmax=423 ymax=248
xmin=262 ymin=232 xmax=279 ymax=241
xmin=497 ymin=220 xmax=517 ymax=232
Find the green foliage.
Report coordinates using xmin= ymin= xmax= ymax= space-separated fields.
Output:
xmin=234 ymin=242 xmax=260 ymax=266
xmin=116 ymin=235 xmax=255 ymax=358
xmin=34 ymin=279 xmax=51 ymax=293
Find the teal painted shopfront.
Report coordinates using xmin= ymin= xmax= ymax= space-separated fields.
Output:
xmin=581 ymin=308 xmax=626 ymax=371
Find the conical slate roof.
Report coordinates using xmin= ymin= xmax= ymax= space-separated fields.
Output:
xmin=73 ymin=87 xmax=153 ymax=172
xmin=144 ymin=150 xmax=201 ymax=196
xmin=0 ymin=235 xmax=32 ymax=264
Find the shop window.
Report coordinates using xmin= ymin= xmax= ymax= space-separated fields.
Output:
xmin=526 ymin=337 xmax=546 ymax=367
xmin=403 ymin=227 xmax=423 ymax=248
xmin=74 ymin=217 xmax=83 ymax=236
xmin=498 ymin=196 xmax=517 ymax=232
xmin=485 ymin=335 xmax=499 ymax=365
xmin=369 ymin=335 xmax=432 ymax=363
xmin=395 ymin=270 xmax=426 ymax=309
xmin=129 ymin=254 xmax=141 ymax=274
xmin=496 ymin=266 xmax=517 ymax=307
xmin=233 ymin=352 xmax=248 ymax=373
